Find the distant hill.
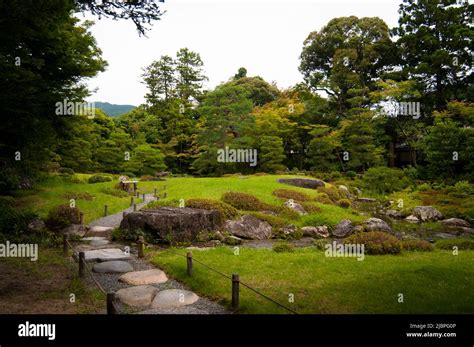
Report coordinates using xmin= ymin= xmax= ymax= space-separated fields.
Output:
xmin=94 ymin=102 xmax=136 ymax=117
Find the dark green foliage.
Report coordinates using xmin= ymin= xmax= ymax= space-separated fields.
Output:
xmin=88 ymin=175 xmax=112 ymax=184
xmin=361 ymin=167 xmax=410 ymax=194
xmin=337 ymin=199 xmax=351 ymax=208
xmin=0 ymin=198 xmax=38 ymax=237
xmin=45 ymin=205 xmax=81 ymax=232
xmin=401 ymin=240 xmax=434 ymax=252
xmin=344 ymin=232 xmax=401 ymax=255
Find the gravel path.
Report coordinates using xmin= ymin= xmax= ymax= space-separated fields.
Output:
xmin=88 ymin=193 xmax=156 ymax=228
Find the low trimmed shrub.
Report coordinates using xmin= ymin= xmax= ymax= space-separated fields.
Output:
xmin=361 ymin=167 xmax=410 ymax=194
xmin=337 ymin=199 xmax=352 ymax=208
xmin=272 ymin=189 xmax=311 ymax=202
xmin=435 ymin=239 xmax=474 ymax=250
xmin=221 ymin=192 xmax=277 ymax=212
xmin=186 ymin=198 xmax=238 ymax=221
xmin=345 ymin=171 xmax=357 ymax=179
xmin=344 ymin=231 xmax=401 ymax=255
xmin=247 ymin=212 xmax=287 ymax=229
xmin=272 ymin=242 xmax=294 ymax=253
xmin=0 ymin=197 xmax=38 ymax=237
xmin=401 ymin=240 xmax=434 ymax=251
xmin=88 ymin=175 xmax=112 ymax=184
xmin=301 ymin=202 xmax=322 ymax=213
xmin=314 ymin=193 xmax=333 ymax=205
xmin=145 ymin=199 xmax=180 ymax=208
xmin=317 ymin=186 xmax=342 ymax=202
xmin=63 ymin=192 xmax=94 ymax=200
xmin=45 ymin=205 xmax=81 ymax=232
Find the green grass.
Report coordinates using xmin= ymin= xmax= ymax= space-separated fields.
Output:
xmin=150 ymin=247 xmax=474 ymax=314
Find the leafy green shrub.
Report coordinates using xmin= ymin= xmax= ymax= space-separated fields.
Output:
xmin=114 ymin=227 xmax=145 ymax=242
xmin=401 ymin=240 xmax=434 ymax=251
xmin=328 ymin=171 xmax=342 ymax=181
xmin=58 ymin=167 xmax=75 ymax=175
xmin=278 ymin=206 xmax=301 ymax=220
xmin=0 ymin=197 xmax=38 ymax=237
xmin=453 ymin=181 xmax=474 ymax=194
xmin=417 ymin=183 xmax=432 ymax=192
xmin=337 ymin=199 xmax=351 ymax=208
xmin=345 ymin=171 xmax=357 ymax=179
xmin=45 ymin=205 xmax=81 ymax=232
xmin=344 ymin=231 xmax=401 ymax=255
xmin=186 ymin=198 xmax=238 ymax=220
xmin=317 ymin=186 xmax=342 ymax=202
xmin=221 ymin=192 xmax=277 ymax=212
xmin=99 ymin=188 xmax=129 ymax=198
xmin=272 ymin=189 xmax=311 ymax=202
xmin=88 ymin=175 xmax=112 ymax=184
xmin=361 ymin=167 xmax=410 ymax=194
xmin=435 ymin=239 xmax=474 ymax=250
xmin=272 ymin=242 xmax=294 ymax=253
xmin=314 ymin=193 xmax=333 ymax=205
xmin=273 ymin=227 xmax=303 ymax=240
xmin=63 ymin=191 xmax=94 ymax=200
xmin=313 ymin=239 xmax=330 ymax=250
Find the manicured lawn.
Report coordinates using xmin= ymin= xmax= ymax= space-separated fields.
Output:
xmin=149 ymin=247 xmax=474 ymax=314
xmin=12 ymin=174 xmax=360 ymax=225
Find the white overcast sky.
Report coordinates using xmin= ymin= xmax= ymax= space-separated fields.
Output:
xmin=84 ymin=0 xmax=402 ymax=106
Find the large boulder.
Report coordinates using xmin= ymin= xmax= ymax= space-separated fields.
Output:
xmin=277 ymin=178 xmax=324 ymax=189
xmin=301 ymin=226 xmax=329 ymax=238
xmin=412 ymin=206 xmax=443 ymax=222
xmin=332 ymin=219 xmax=354 ymax=238
xmin=120 ymin=207 xmax=221 ymax=243
xmin=224 ymin=215 xmax=272 ymax=240
xmin=441 ymin=218 xmax=471 ymax=228
xmin=362 ymin=218 xmax=392 ymax=233
xmin=283 ymin=200 xmax=307 ymax=215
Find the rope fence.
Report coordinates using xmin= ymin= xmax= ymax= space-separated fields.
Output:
xmin=160 ymin=247 xmax=299 ymax=314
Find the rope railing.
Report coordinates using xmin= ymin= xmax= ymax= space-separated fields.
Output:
xmin=159 ymin=247 xmax=299 ymax=314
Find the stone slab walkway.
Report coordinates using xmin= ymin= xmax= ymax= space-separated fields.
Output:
xmin=70 ymin=197 xmax=228 ymax=315
xmin=88 ymin=193 xmax=156 ymax=228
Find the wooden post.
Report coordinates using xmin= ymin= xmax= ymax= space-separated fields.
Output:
xmin=164 ymin=192 xmax=167 ymax=198
xmin=232 ymin=273 xmax=239 ymax=310
xmin=138 ymin=236 xmax=144 ymax=258
xmin=142 ymin=193 xmax=145 ymax=201
xmin=154 ymin=188 xmax=157 ymax=197
xmin=136 ymin=190 xmax=139 ymax=198
xmin=130 ymin=197 xmax=134 ymax=206
xmin=107 ymin=292 xmax=117 ymax=315
xmin=63 ymin=234 xmax=68 ymax=257
xmin=79 ymin=252 xmax=85 ymax=278
xmin=187 ymin=252 xmax=193 ymax=276
xmin=104 ymin=204 xmax=108 ymax=217
xmin=79 ymin=212 xmax=84 ymax=225
xmin=133 ymin=204 xmax=137 ymax=212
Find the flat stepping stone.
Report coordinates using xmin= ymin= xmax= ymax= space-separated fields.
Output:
xmin=81 ymin=237 xmax=106 ymax=241
xmin=93 ymin=261 xmax=133 ymax=273
xmin=151 ymin=289 xmax=199 ymax=309
xmin=90 ymin=239 xmax=110 ymax=246
xmin=89 ymin=226 xmax=113 ymax=233
xmin=119 ymin=269 xmax=168 ymax=285
xmin=83 ymin=248 xmax=130 ymax=262
xmin=138 ymin=306 xmax=209 ymax=314
xmin=116 ymin=285 xmax=158 ymax=307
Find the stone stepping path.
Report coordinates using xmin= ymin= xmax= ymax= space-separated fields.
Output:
xmin=116 ymin=285 xmax=158 ymax=307
xmin=93 ymin=261 xmax=134 ymax=274
xmin=83 ymin=248 xmax=131 ymax=262
xmin=119 ymin=269 xmax=168 ymax=286
xmin=70 ymin=206 xmax=227 ymax=314
xmin=88 ymin=194 xmax=156 ymax=229
xmin=151 ymin=289 xmax=199 ymax=309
